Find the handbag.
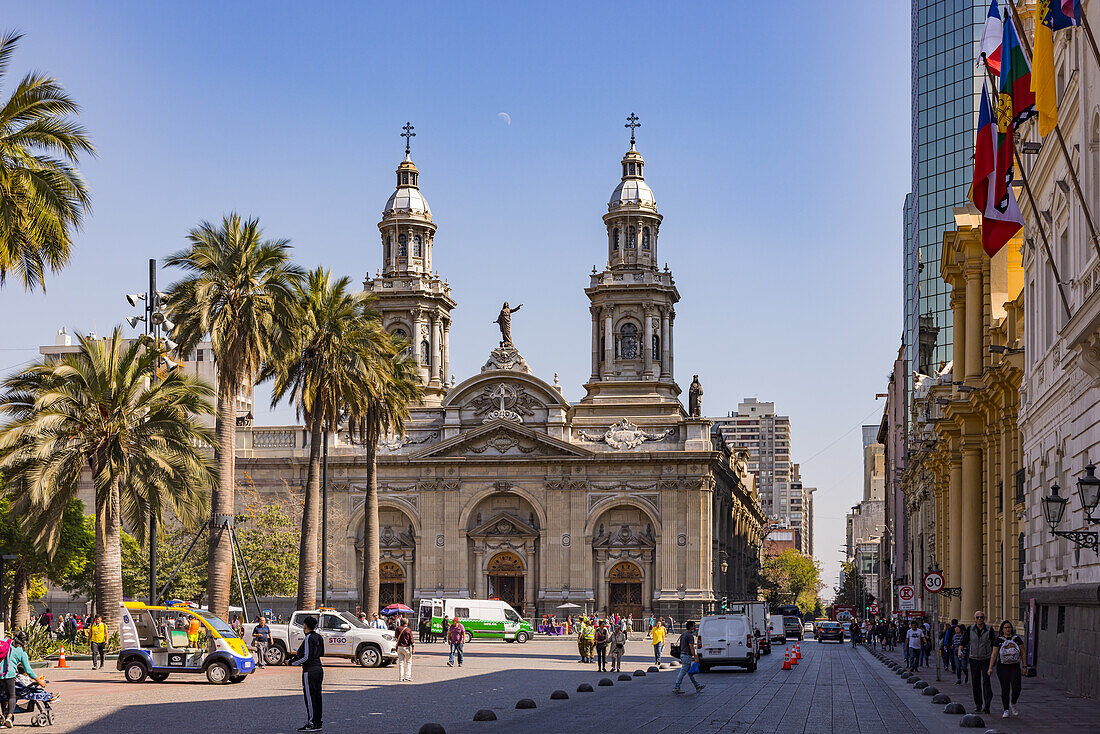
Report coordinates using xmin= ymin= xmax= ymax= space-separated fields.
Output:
xmin=670 ymin=643 xmax=681 ymax=658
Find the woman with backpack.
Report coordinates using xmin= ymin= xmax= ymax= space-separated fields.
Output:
xmin=2 ymin=630 xmax=46 ymax=728
xmin=989 ymin=620 xmax=1025 ymax=718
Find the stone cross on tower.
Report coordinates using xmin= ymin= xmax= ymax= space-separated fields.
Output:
xmin=624 ymin=113 xmax=640 ymax=146
xmin=401 ymin=121 xmax=416 ymax=155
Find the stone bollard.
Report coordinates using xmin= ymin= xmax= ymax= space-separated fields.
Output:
xmin=418 ymin=725 xmax=446 ymax=734
xmin=550 ymin=690 xmax=569 ymax=700
xmin=576 ymin=683 xmax=594 ymax=692
xmin=914 ymin=681 xmax=929 ymax=689
xmin=943 ymin=703 xmax=966 ymax=715
xmin=633 ymin=669 xmax=646 ymax=677
xmin=958 ymin=714 xmax=986 ymax=728
xmin=473 ymin=709 xmax=497 ymax=722
xmin=931 ymin=694 xmax=952 ymax=704
xmin=906 ymin=676 xmax=921 ymax=683
xmin=515 ymin=699 xmax=536 ymax=709
xmin=598 ymin=678 xmax=614 ymax=686
xmin=647 ymin=665 xmax=660 ymax=673
xmin=618 ymin=673 xmax=632 ymax=681
xmin=922 ymin=687 xmax=938 ymax=696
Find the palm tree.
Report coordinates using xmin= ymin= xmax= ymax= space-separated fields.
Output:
xmin=348 ymin=339 xmax=423 ymax=613
xmin=0 ymin=328 xmax=215 ymax=628
xmin=0 ymin=31 xmax=94 ymax=291
xmin=262 ymin=267 xmax=390 ymax=608
xmin=164 ymin=213 xmax=303 ymax=619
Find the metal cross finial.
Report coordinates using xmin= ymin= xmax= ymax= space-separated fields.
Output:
xmin=401 ymin=122 xmax=416 ymax=155
xmin=624 ymin=113 xmax=640 ymax=146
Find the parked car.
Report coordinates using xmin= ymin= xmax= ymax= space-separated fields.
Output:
xmin=782 ymin=615 xmax=804 ymax=641
xmin=768 ymin=613 xmax=787 ymax=645
xmin=816 ymin=621 xmax=844 ymax=643
xmin=697 ymin=614 xmax=757 ymax=672
xmin=242 ymin=608 xmax=397 ymax=667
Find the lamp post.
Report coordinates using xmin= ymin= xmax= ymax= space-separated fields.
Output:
xmin=320 ymin=410 xmax=349 ymax=607
xmin=1042 ymin=473 xmax=1099 ymax=552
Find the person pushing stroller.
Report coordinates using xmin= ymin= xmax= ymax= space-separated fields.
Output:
xmin=1 ymin=630 xmax=49 ymax=728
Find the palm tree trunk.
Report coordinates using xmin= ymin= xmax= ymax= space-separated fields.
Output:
xmin=297 ymin=416 xmax=323 ymax=609
xmin=98 ymin=476 xmax=124 ymax=630
xmin=362 ymin=435 xmax=380 ymax=614
xmin=11 ymin=565 xmax=30 ymax=629
xmin=207 ymin=383 xmax=237 ymax=620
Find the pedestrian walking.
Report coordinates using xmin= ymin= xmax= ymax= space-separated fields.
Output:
xmin=396 ymin=618 xmax=415 ymax=681
xmin=651 ymin=618 xmax=666 ymax=664
xmin=446 ymin=618 xmax=465 ymax=667
xmin=594 ymin=622 xmax=610 ymax=672
xmin=288 ymin=615 xmax=324 ymax=732
xmin=2 ymin=630 xmax=46 ymax=728
xmin=952 ymin=624 xmax=969 ymax=684
xmin=88 ymin=615 xmax=108 ymax=670
xmin=252 ymin=616 xmax=272 ymax=668
xmin=671 ymin=621 xmax=705 ymax=694
xmin=905 ymin=621 xmax=924 ymax=671
xmin=962 ymin=610 xmax=995 ymax=714
xmin=610 ymin=624 xmax=626 ymax=672
xmin=941 ymin=618 xmax=958 ymax=676
xmin=990 ymin=620 xmax=1025 ymax=719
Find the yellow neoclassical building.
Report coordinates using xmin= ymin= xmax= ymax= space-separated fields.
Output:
xmin=900 ymin=208 xmax=1025 ymax=627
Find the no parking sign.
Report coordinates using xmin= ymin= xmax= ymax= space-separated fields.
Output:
xmin=898 ymin=585 xmax=916 ymax=611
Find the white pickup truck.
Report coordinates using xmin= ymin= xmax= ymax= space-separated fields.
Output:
xmin=242 ymin=609 xmax=397 ymax=668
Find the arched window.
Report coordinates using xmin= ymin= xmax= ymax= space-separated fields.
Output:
xmin=652 ymin=334 xmax=660 ymax=360
xmin=398 ymin=234 xmax=407 ymax=256
xmin=627 ymin=226 xmax=636 ymax=248
xmin=413 ymin=235 xmax=421 ymax=257
xmin=402 ymin=172 xmax=409 ymax=185
xmin=612 ymin=228 xmax=619 ymax=251
xmin=411 ymin=172 xmax=417 ymax=186
xmin=619 ymin=323 xmax=639 ymax=359
xmin=628 ymin=162 xmax=636 ymax=175
xmin=392 ymin=328 xmax=412 ymax=358
xmin=420 ymin=340 xmax=430 ymax=364
xmin=642 ymin=227 xmax=650 ymax=250
xmin=600 ymin=336 xmax=605 ymax=360
xmin=385 ymin=236 xmax=391 ymax=260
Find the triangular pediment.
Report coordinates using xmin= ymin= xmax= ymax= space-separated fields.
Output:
xmin=468 ymin=511 xmax=540 ymax=539
xmin=412 ymin=420 xmax=594 ymax=459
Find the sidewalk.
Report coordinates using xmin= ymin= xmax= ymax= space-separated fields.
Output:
xmin=867 ymin=640 xmax=1100 ymax=732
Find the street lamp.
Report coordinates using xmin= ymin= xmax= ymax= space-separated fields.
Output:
xmin=1076 ymin=463 xmax=1100 ymax=523
xmin=1042 ymin=482 xmax=1099 ymax=552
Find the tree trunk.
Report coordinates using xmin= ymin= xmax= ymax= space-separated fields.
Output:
xmin=207 ymin=384 xmax=237 ymax=620
xmin=362 ymin=437 xmax=380 ymax=614
xmin=297 ymin=417 xmax=323 ymax=609
xmin=98 ymin=477 xmax=125 ymax=630
xmin=11 ymin=565 xmax=30 ymax=629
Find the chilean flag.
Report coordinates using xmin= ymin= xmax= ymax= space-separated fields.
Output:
xmin=979 ymin=0 xmax=1003 ymax=74
xmin=971 ymin=82 xmax=1023 ymax=257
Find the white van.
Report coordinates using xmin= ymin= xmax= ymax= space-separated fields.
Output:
xmin=697 ymin=614 xmax=757 ymax=672
xmin=420 ymin=598 xmax=534 ymax=643
xmin=769 ymin=613 xmax=787 ymax=644
xmin=727 ymin=600 xmax=769 ymax=656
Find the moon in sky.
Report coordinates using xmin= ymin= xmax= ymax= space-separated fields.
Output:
xmin=497 ymin=112 xmax=511 ymax=125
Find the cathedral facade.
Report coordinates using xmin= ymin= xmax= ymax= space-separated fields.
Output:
xmin=237 ymin=128 xmax=765 ymax=620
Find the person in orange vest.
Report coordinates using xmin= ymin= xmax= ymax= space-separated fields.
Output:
xmin=186 ymin=616 xmax=203 ymax=648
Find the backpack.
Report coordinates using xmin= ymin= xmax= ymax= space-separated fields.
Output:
xmin=0 ymin=639 xmax=10 ymax=668
xmin=999 ymin=636 xmax=1022 ymax=665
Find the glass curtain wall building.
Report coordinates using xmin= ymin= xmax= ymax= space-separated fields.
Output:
xmin=904 ymin=0 xmax=987 ymax=391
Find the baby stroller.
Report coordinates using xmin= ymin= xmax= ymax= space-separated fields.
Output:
xmin=10 ymin=673 xmax=58 ymax=727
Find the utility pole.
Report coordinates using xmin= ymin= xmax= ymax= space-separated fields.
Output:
xmin=147 ymin=258 xmax=159 ymax=606
xmin=321 ymin=425 xmax=329 ymax=607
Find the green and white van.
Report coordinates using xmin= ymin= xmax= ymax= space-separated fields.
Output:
xmin=421 ymin=598 xmax=534 ymax=643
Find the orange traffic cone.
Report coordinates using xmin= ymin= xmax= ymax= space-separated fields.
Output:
xmin=795 ymin=643 xmax=802 ymax=660
xmin=782 ymin=649 xmax=791 ymax=670
xmin=56 ymin=646 xmax=69 ymax=668
xmin=791 ymin=646 xmax=799 ymax=665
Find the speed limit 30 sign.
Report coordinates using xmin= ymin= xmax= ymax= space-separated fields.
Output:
xmin=923 ymin=571 xmax=944 ymax=594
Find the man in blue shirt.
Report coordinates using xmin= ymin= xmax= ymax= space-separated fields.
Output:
xmin=252 ymin=616 xmax=272 ymax=668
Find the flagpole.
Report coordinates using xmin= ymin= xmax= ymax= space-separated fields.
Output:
xmin=1006 ymin=2 xmax=1100 ymax=258
xmin=1080 ymin=13 xmax=1100 ymax=71
xmin=983 ymin=63 xmax=1072 ymax=319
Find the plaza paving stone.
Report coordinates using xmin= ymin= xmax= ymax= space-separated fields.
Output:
xmin=27 ymin=639 xmax=976 ymax=733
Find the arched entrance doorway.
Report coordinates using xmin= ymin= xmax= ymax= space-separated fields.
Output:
xmin=608 ymin=561 xmax=643 ymax=620
xmin=379 ymin=561 xmax=406 ymax=607
xmin=487 ymin=551 xmax=525 ymax=612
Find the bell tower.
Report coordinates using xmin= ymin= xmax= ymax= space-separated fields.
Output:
xmin=364 ymin=123 xmax=456 ymax=407
xmin=576 ymin=115 xmax=681 ymax=421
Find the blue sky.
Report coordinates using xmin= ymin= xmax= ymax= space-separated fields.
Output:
xmin=0 ymin=1 xmax=911 ymax=591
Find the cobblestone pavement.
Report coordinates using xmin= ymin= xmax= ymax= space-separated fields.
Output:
xmin=24 ymin=638 xmax=968 ymax=733
xmin=871 ymin=639 xmax=1100 ymax=733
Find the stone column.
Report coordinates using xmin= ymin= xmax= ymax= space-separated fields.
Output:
xmin=474 ymin=546 xmax=486 ymax=599
xmin=597 ymin=554 xmax=608 ymax=613
xmin=964 ymin=262 xmax=983 ymax=381
xmin=643 ymin=305 xmax=653 ymax=378
xmin=1000 ymin=411 xmax=1012 ymax=621
xmin=668 ymin=309 xmax=675 ymax=381
xmin=429 ymin=312 xmax=441 ymax=385
xmin=411 ymin=308 xmax=424 ymax=367
xmin=590 ymin=306 xmax=601 ymax=381
xmin=948 ymin=443 xmax=963 ymax=621
xmin=960 ymin=436 xmax=984 ymax=621
xmin=604 ymin=306 xmax=614 ymax=375
xmin=442 ymin=319 xmax=450 ymax=384
xmin=951 ymin=290 xmax=965 ymax=383
xmin=660 ymin=308 xmax=671 ymax=378
xmin=525 ymin=540 xmax=536 ymax=617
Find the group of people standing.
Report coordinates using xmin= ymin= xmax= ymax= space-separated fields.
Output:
xmin=574 ymin=616 xmax=629 ymax=672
